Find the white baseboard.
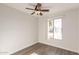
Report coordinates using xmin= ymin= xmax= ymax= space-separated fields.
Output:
xmin=9 ymin=41 xmax=79 ymax=55
xmin=38 ymin=41 xmax=79 ymax=54
xmin=10 ymin=42 xmax=38 ymax=55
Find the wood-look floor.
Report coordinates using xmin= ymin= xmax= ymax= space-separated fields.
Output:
xmin=12 ymin=43 xmax=79 ymax=55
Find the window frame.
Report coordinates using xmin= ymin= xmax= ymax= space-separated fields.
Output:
xmin=47 ymin=18 xmax=63 ymax=40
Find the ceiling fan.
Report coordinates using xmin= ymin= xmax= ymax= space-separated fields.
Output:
xmin=25 ymin=3 xmax=49 ymax=16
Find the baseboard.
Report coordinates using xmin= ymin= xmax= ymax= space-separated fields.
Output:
xmin=11 ymin=41 xmax=79 ymax=55
xmin=11 ymin=42 xmax=38 ymax=55
xmin=38 ymin=41 xmax=79 ymax=54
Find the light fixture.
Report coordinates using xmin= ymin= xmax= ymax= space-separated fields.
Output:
xmin=35 ymin=11 xmax=41 ymax=15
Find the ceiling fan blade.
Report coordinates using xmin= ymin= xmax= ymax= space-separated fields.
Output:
xmin=31 ymin=12 xmax=35 ymax=15
xmin=37 ymin=3 xmax=42 ymax=7
xmin=35 ymin=5 xmax=38 ymax=10
xmin=40 ymin=9 xmax=49 ymax=12
xmin=25 ymin=8 xmax=34 ymax=10
xmin=35 ymin=3 xmax=41 ymax=10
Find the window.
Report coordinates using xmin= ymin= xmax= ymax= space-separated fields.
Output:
xmin=48 ymin=18 xmax=62 ymax=40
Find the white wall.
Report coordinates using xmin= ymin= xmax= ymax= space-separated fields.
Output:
xmin=38 ymin=9 xmax=79 ymax=53
xmin=0 ymin=4 xmax=38 ymax=55
xmin=78 ymin=10 xmax=79 ymax=53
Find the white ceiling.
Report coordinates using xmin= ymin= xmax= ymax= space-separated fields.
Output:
xmin=4 ymin=3 xmax=79 ymax=17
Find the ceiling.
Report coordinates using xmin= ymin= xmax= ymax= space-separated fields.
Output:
xmin=4 ymin=3 xmax=79 ymax=17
